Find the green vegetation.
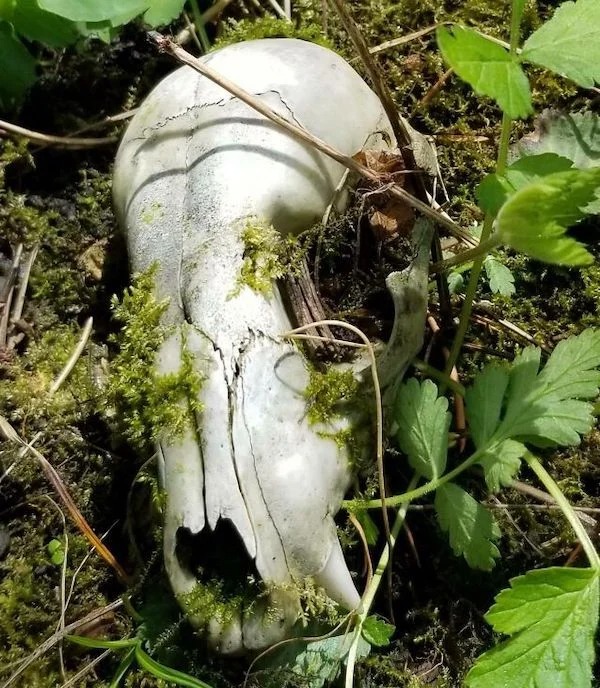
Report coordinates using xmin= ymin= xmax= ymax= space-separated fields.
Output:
xmin=107 ymin=265 xmax=204 ymax=452
xmin=235 ymin=220 xmax=286 ymax=296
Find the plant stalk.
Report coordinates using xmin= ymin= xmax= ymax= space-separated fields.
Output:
xmin=525 ymin=451 xmax=600 ymax=569
xmin=344 ymin=475 xmax=419 ymax=688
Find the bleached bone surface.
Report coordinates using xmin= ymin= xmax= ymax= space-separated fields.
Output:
xmin=114 ymin=38 xmax=402 ymax=653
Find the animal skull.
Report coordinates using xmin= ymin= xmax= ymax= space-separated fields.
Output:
xmin=113 ymin=38 xmax=430 ymax=653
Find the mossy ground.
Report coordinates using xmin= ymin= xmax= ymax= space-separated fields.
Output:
xmin=1 ymin=1 xmax=599 ymax=687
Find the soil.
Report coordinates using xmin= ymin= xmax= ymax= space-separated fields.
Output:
xmin=1 ymin=2 xmax=599 ymax=687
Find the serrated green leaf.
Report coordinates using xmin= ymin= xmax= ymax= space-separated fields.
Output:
xmin=477 ymin=439 xmax=526 ymax=492
xmin=467 ymin=567 xmax=599 ymax=688
xmin=484 ymin=256 xmax=515 ymax=296
xmin=395 ymin=378 xmax=450 ymax=480
xmin=495 ymin=168 xmax=600 ymax=265
xmin=521 ymin=0 xmax=600 ymax=89
xmin=435 ymin=483 xmax=500 ymax=570
xmin=38 ymin=0 xmax=148 ymax=22
xmin=514 ymin=111 xmax=600 ymax=171
xmin=0 ymin=21 xmax=36 ymax=110
xmin=11 ymin=0 xmax=78 ymax=46
xmin=144 ymin=0 xmax=185 ymax=26
xmin=437 ymin=25 xmax=532 ymax=119
xmin=536 ymin=329 xmax=600 ymax=400
xmin=466 ymin=365 xmax=509 ymax=447
xmin=493 ymin=331 xmax=600 ymax=447
xmin=362 ymin=616 xmax=395 ymax=647
xmin=477 ymin=153 xmax=574 ymax=216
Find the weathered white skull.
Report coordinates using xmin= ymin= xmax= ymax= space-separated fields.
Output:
xmin=113 ymin=38 xmax=429 ymax=654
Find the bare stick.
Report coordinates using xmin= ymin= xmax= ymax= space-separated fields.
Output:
xmin=146 ymin=31 xmax=474 ymax=245
xmin=0 ymin=119 xmax=118 ymax=148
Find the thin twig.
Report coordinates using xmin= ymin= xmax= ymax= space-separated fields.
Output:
xmin=0 ymin=119 xmax=118 ymax=148
xmin=369 ymin=24 xmax=445 ymax=54
xmin=348 ymin=512 xmax=373 ymax=588
xmin=147 ymin=31 xmax=474 ymax=245
xmin=59 ymin=650 xmax=111 ymax=688
xmin=264 ymin=0 xmax=288 ymax=19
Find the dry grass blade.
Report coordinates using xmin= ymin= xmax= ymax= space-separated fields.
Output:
xmin=147 ymin=31 xmax=475 ymax=246
xmin=370 ymin=24 xmax=445 ymax=55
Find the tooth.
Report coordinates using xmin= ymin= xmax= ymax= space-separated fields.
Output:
xmin=208 ymin=614 xmax=243 ymax=655
xmin=313 ymin=539 xmax=361 ymax=611
xmin=241 ymin=588 xmax=301 ymax=651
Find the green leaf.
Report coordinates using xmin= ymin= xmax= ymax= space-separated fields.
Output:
xmin=514 ymin=111 xmax=600 ymax=171
xmin=395 ymin=378 xmax=451 ymax=480
xmin=477 ymin=153 xmax=574 ymax=216
xmin=521 ymin=0 xmax=600 ymax=89
xmin=493 ymin=331 xmax=600 ymax=447
xmin=437 ymin=25 xmax=532 ymax=119
xmin=354 ymin=511 xmax=379 ymax=547
xmin=361 ymin=616 xmax=395 ymax=647
xmin=109 ymin=647 xmax=136 ymax=688
xmin=466 ymin=365 xmax=509 ymax=447
xmin=466 ymin=567 xmax=599 ymax=688
xmin=447 ymin=270 xmax=464 ymax=294
xmin=477 ymin=439 xmax=526 ymax=492
xmin=38 ymin=0 xmax=148 ymax=22
xmin=135 ymin=645 xmax=215 ymax=688
xmin=0 ymin=21 xmax=36 ymax=110
xmin=484 ymin=256 xmax=515 ymax=296
xmin=434 ymin=483 xmax=500 ymax=570
xmin=512 ymin=0 xmax=527 ymax=31
xmin=143 ymin=0 xmax=186 ymax=26
xmin=263 ymin=635 xmax=370 ymax=688
xmin=11 ymin=0 xmax=78 ymax=46
xmin=495 ymin=168 xmax=600 ymax=265
xmin=47 ymin=538 xmax=65 ymax=565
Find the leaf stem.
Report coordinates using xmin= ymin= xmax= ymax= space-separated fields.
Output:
xmin=430 ymin=235 xmax=501 ymax=274
xmin=344 ymin=450 xmax=483 ymax=510
xmin=525 ymin=451 xmax=600 ymax=569
xmin=344 ymin=475 xmax=419 ymax=688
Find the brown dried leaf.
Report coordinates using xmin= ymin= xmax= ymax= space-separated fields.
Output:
xmin=369 ymin=198 xmax=415 ymax=240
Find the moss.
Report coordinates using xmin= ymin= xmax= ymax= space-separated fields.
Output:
xmin=106 ymin=265 xmax=204 ymax=453
xmin=235 ymin=219 xmax=286 ymax=296
xmin=304 ymin=365 xmax=359 ymax=426
xmin=179 ymin=580 xmax=245 ymax=629
xmin=215 ymin=16 xmax=333 ymax=50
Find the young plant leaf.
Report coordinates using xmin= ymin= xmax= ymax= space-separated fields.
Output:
xmin=0 ymin=21 xmax=36 ymax=110
xmin=434 ymin=483 xmax=500 ymax=571
xmin=495 ymin=168 xmax=600 ymax=265
xmin=477 ymin=153 xmax=574 ymax=216
xmin=361 ymin=616 xmax=395 ymax=647
xmin=395 ymin=378 xmax=450 ymax=480
xmin=466 ymin=567 xmax=599 ymax=688
xmin=437 ymin=25 xmax=532 ymax=119
xmin=521 ymin=0 xmax=600 ymax=89
xmin=477 ymin=439 xmax=526 ymax=492
xmin=483 ymin=256 xmax=515 ymax=296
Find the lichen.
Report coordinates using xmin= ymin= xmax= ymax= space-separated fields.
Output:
xmin=106 ymin=265 xmax=204 ymax=453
